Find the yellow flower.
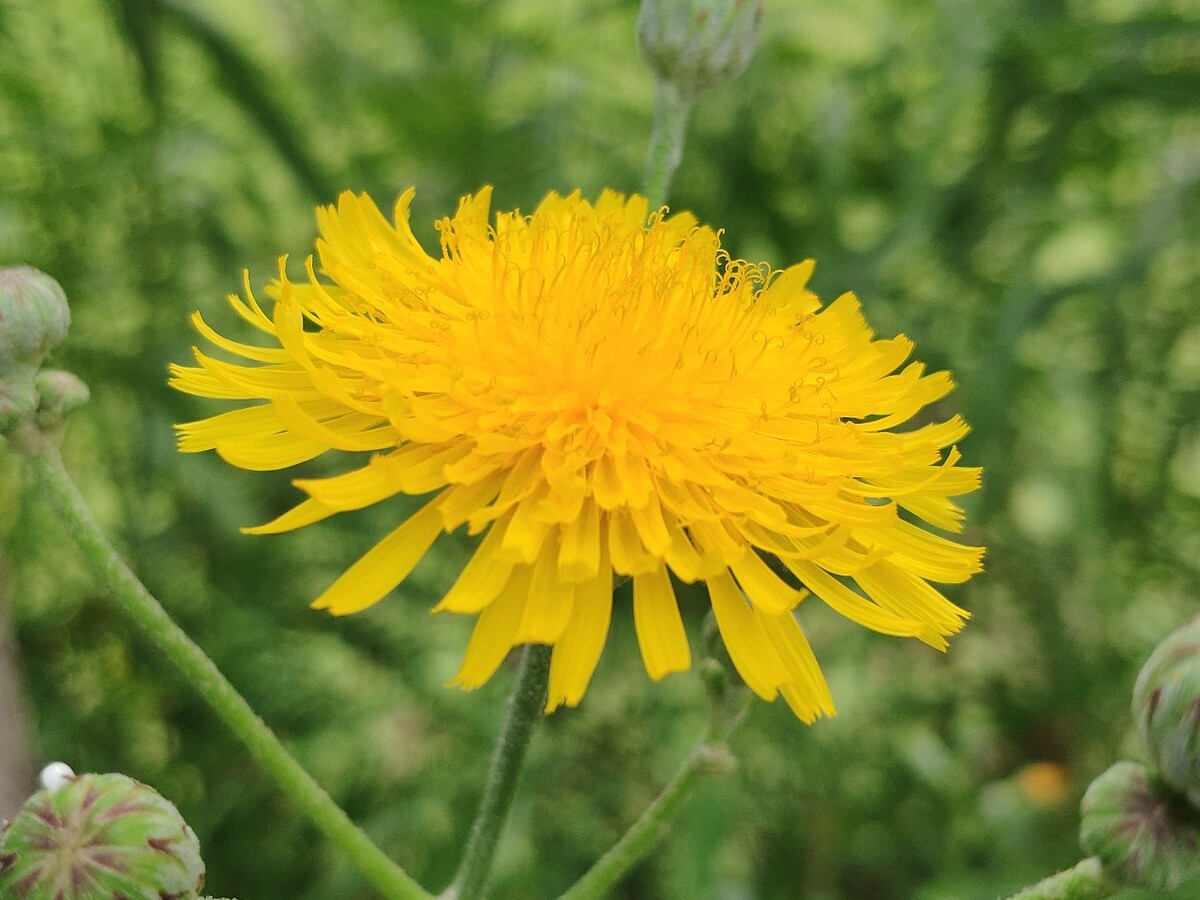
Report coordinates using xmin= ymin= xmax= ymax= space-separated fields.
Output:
xmin=171 ymin=188 xmax=983 ymax=721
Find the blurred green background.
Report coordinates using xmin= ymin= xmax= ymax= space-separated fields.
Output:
xmin=2 ymin=0 xmax=1199 ymax=897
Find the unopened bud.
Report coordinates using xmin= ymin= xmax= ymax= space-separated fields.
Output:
xmin=0 ymin=376 xmax=38 ymax=433
xmin=0 ymin=772 xmax=205 ymax=899
xmin=1134 ymin=615 xmax=1200 ymax=806
xmin=1079 ymin=760 xmax=1200 ymax=891
xmin=0 ymin=267 xmax=70 ymax=375
xmin=35 ymin=369 xmax=90 ymax=427
xmin=637 ymin=0 xmax=763 ymax=98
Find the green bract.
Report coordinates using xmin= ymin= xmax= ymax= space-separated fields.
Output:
xmin=0 ymin=772 xmax=205 ymax=900
xmin=1079 ymin=760 xmax=1200 ymax=891
xmin=637 ymin=0 xmax=762 ymax=98
xmin=1134 ymin=615 xmax=1200 ymax=806
xmin=0 ymin=267 xmax=69 ymax=375
xmin=0 ymin=266 xmax=72 ymax=433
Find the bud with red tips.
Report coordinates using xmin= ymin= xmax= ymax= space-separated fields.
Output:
xmin=0 ymin=771 xmax=205 ymax=899
xmin=1134 ymin=615 xmax=1200 ymax=807
xmin=1079 ymin=760 xmax=1200 ymax=891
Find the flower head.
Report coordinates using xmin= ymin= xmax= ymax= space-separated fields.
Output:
xmin=0 ymin=772 xmax=204 ymax=900
xmin=171 ymin=188 xmax=983 ymax=721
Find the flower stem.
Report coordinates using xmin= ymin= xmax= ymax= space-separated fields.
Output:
xmin=555 ymin=732 xmax=726 ymax=900
xmin=1005 ymin=858 xmax=1120 ymax=900
xmin=642 ymin=79 xmax=694 ymax=209
xmin=16 ymin=432 xmax=430 ymax=900
xmin=444 ymin=644 xmax=552 ymax=900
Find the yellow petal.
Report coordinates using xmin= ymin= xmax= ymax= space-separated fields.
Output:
xmin=608 ymin=506 xmax=658 ymax=576
xmin=864 ymin=520 xmax=985 ymax=584
xmin=546 ymin=551 xmax=614 ymax=711
xmin=729 ymin=550 xmax=807 ymax=615
xmin=516 ymin=538 xmax=575 ymax=644
xmin=438 ymin=470 xmax=507 ymax=531
xmin=176 ymin=404 xmax=284 ymax=453
xmin=855 ymin=559 xmax=969 ymax=648
xmin=293 ymin=454 xmax=406 ymax=511
xmin=782 ymin=558 xmax=926 ymax=638
xmin=214 ymin=431 xmax=327 ymax=471
xmin=193 ymin=350 xmax=318 ymax=398
xmin=191 ymin=311 xmax=287 ymax=363
xmin=271 ymin=394 xmax=394 ymax=452
xmin=705 ymin=570 xmax=784 ymax=700
xmin=758 ymin=609 xmax=835 ymax=723
xmin=559 ymin=500 xmax=602 ymax=582
xmin=633 ymin=564 xmax=691 ymax=680
xmin=311 ymin=496 xmax=445 ymax=615
xmin=434 ymin=524 xmax=513 ymax=614
xmin=242 ymin=497 xmax=336 ymax=535
xmin=451 ymin=565 xmax=532 ymax=689
xmin=499 ymin=489 xmax=554 ymax=566
xmin=629 ymin=492 xmax=673 ymax=556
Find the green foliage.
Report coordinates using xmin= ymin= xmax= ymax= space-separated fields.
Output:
xmin=2 ymin=0 xmax=1199 ymax=897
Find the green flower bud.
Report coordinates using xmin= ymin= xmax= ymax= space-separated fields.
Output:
xmin=1134 ymin=615 xmax=1200 ymax=805
xmin=0 ymin=376 xmax=39 ymax=434
xmin=1079 ymin=760 xmax=1200 ymax=891
xmin=637 ymin=0 xmax=763 ymax=98
xmin=0 ymin=771 xmax=205 ymax=899
xmin=34 ymin=369 xmax=90 ymax=427
xmin=0 ymin=267 xmax=70 ymax=375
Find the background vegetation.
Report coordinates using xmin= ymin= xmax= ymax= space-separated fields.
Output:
xmin=2 ymin=0 xmax=1199 ymax=897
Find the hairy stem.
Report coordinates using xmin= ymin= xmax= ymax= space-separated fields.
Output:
xmin=555 ymin=732 xmax=729 ymax=900
xmin=16 ymin=432 xmax=430 ymax=900
xmin=1006 ymin=858 xmax=1121 ymax=900
xmin=642 ymin=79 xmax=694 ymax=209
xmin=444 ymin=644 xmax=552 ymax=900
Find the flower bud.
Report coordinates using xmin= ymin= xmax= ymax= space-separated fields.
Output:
xmin=637 ymin=0 xmax=763 ymax=98
xmin=0 ymin=772 xmax=205 ymax=899
xmin=1134 ymin=615 xmax=1200 ymax=806
xmin=35 ymin=369 xmax=90 ymax=427
xmin=1079 ymin=760 xmax=1200 ymax=891
xmin=0 ymin=267 xmax=70 ymax=376
xmin=0 ymin=376 xmax=38 ymax=433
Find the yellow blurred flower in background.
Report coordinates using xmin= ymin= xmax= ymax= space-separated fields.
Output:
xmin=171 ymin=188 xmax=983 ymax=721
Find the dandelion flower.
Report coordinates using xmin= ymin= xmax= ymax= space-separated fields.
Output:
xmin=171 ymin=188 xmax=983 ymax=721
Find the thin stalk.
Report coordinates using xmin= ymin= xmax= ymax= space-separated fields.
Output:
xmin=444 ymin=644 xmax=552 ymax=900
xmin=555 ymin=732 xmax=725 ymax=900
xmin=642 ymin=79 xmax=694 ymax=209
xmin=17 ymin=434 xmax=430 ymax=900
xmin=1005 ymin=858 xmax=1120 ymax=900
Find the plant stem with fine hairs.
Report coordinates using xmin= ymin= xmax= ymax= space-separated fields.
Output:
xmin=443 ymin=644 xmax=552 ymax=900
xmin=556 ymin=734 xmax=725 ymax=900
xmin=14 ymin=428 xmax=431 ymax=900
xmin=1005 ymin=858 xmax=1120 ymax=900
xmin=642 ymin=79 xmax=694 ymax=209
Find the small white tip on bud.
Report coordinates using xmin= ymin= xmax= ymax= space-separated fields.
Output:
xmin=38 ymin=762 xmax=76 ymax=794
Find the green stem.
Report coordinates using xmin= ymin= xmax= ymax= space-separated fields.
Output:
xmin=444 ymin=644 xmax=552 ymax=900
xmin=16 ymin=432 xmax=430 ymax=900
xmin=642 ymin=79 xmax=694 ymax=209
xmin=1005 ymin=858 xmax=1121 ymax=900
xmin=556 ymin=732 xmax=726 ymax=900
